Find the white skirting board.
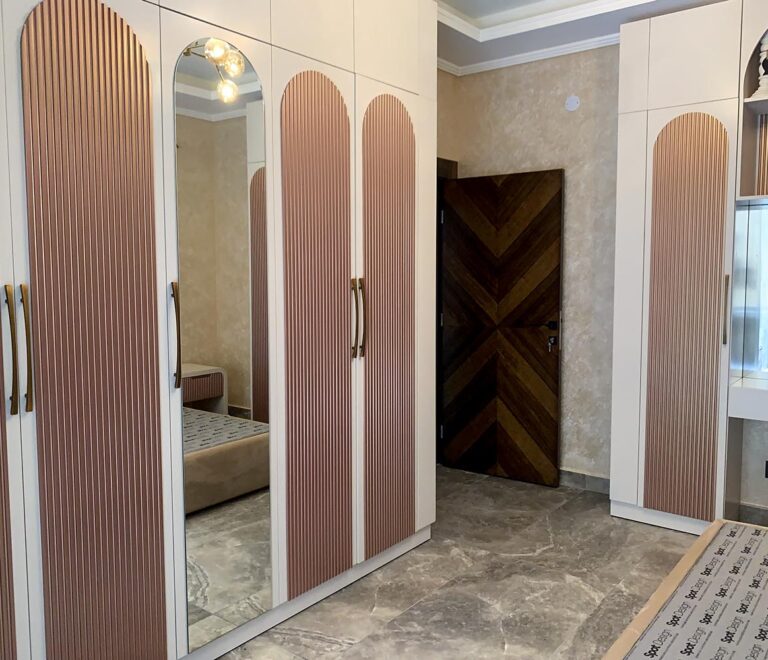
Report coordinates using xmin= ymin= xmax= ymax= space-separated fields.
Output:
xmin=184 ymin=526 xmax=432 ymax=660
xmin=610 ymin=501 xmax=710 ymax=536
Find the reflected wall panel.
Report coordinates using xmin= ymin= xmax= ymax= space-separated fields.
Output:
xmin=0 ymin=323 xmax=15 ymax=660
xmin=21 ymin=0 xmax=166 ymax=656
xmin=362 ymin=95 xmax=416 ymax=559
xmin=644 ymin=112 xmax=728 ymax=521
xmin=281 ymin=71 xmax=352 ymax=598
xmin=251 ymin=167 xmax=269 ymax=422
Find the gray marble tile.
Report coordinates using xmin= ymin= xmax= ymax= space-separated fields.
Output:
xmin=257 ymin=537 xmax=492 ymax=658
xmin=221 ymin=637 xmax=300 ymax=660
xmin=338 ymin=590 xmax=513 ymax=659
xmin=223 ymin=468 xmax=697 ymax=660
xmin=740 ymin=503 xmax=768 ymax=526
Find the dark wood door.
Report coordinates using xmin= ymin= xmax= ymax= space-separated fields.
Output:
xmin=439 ymin=170 xmax=563 ymax=487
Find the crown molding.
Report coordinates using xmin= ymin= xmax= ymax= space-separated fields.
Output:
xmin=438 ymin=0 xmax=653 ymax=41
xmin=437 ymin=33 xmax=619 ymax=76
xmin=437 ymin=3 xmax=483 ymax=39
xmin=175 ymin=106 xmax=248 ymax=123
xmin=175 ymin=80 xmax=263 ymax=101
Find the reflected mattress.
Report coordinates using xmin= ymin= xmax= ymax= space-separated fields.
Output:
xmin=183 ymin=407 xmax=269 ymax=452
xmin=183 ymin=407 xmax=269 ymax=514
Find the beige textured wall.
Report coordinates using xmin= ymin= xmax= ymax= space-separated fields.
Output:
xmin=177 ymin=115 xmax=217 ymax=368
xmin=437 ymin=46 xmax=620 ymax=478
xmin=177 ymin=115 xmax=252 ymax=409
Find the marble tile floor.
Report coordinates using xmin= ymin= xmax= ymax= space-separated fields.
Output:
xmin=223 ymin=467 xmax=694 ymax=659
xmin=186 ymin=488 xmax=273 ymax=651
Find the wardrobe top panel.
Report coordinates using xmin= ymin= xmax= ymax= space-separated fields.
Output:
xmin=271 ymin=0 xmax=354 ymax=72
xmin=647 ymin=0 xmax=741 ymax=110
xmin=157 ymin=0 xmax=270 ymax=44
xmin=354 ymin=0 xmax=419 ymax=94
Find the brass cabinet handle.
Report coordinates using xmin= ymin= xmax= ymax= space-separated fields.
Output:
xmin=358 ymin=277 xmax=367 ymax=358
xmin=171 ymin=281 xmax=181 ymax=389
xmin=3 ymin=285 xmax=19 ymax=415
xmin=19 ymin=284 xmax=32 ymax=412
xmin=351 ymin=279 xmax=359 ymax=358
xmin=722 ymin=274 xmax=730 ymax=346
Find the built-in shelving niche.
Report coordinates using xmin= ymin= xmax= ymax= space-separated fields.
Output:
xmin=740 ymin=33 xmax=768 ymax=198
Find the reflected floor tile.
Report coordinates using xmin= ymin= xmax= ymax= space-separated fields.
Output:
xmin=185 ymin=489 xmax=273 ymax=650
xmin=188 ymin=614 xmax=236 ymax=652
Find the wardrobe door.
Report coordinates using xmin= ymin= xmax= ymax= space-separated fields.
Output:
xmin=356 ymin=78 xmax=417 ymax=559
xmin=274 ymin=50 xmax=354 ymax=600
xmin=0 ymin=14 xmax=25 ymax=657
xmin=0 ymin=304 xmax=17 ymax=660
xmin=641 ymin=100 xmax=738 ymax=521
xmin=16 ymin=0 xmax=169 ymax=656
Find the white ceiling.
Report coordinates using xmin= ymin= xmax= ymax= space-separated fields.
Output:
xmin=437 ymin=0 xmax=724 ymax=74
xmin=441 ymin=0 xmax=545 ymax=20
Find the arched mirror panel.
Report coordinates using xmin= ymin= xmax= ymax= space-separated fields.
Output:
xmin=173 ymin=37 xmax=271 ymax=651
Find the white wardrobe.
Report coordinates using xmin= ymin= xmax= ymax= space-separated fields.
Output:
xmin=611 ymin=0 xmax=768 ymax=534
xmin=0 ymin=0 xmax=438 ymax=658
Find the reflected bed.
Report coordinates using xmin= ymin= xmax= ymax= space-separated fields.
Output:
xmin=183 ymin=407 xmax=269 ymax=514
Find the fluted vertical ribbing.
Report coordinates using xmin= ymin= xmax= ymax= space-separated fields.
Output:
xmin=20 ymin=0 xmax=166 ymax=657
xmin=250 ymin=167 xmax=269 ymax=422
xmin=362 ymin=95 xmax=415 ymax=559
xmin=281 ymin=71 xmax=352 ymax=599
xmin=644 ymin=113 xmax=728 ymax=522
xmin=757 ymin=115 xmax=768 ymax=196
xmin=0 ymin=323 xmax=16 ymax=660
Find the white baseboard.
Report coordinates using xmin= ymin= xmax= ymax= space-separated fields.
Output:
xmin=184 ymin=526 xmax=432 ymax=660
xmin=610 ymin=501 xmax=710 ymax=535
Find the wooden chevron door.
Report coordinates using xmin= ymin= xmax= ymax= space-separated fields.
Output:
xmin=439 ymin=170 xmax=563 ymax=487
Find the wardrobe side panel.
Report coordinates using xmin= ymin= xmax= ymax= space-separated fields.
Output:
xmin=20 ymin=0 xmax=167 ymax=656
xmin=618 ymin=20 xmax=649 ymax=114
xmin=415 ymin=93 xmax=437 ymax=531
xmin=741 ymin=0 xmax=768 ymax=84
xmin=610 ymin=111 xmax=648 ymax=506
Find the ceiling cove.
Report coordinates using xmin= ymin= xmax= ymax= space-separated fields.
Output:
xmin=437 ymin=0 xmax=725 ymax=75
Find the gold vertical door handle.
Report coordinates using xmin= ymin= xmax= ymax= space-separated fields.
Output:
xmin=19 ymin=284 xmax=33 ymax=412
xmin=351 ymin=279 xmax=359 ymax=358
xmin=3 ymin=285 xmax=19 ymax=415
xmin=358 ymin=277 xmax=367 ymax=358
xmin=171 ymin=281 xmax=182 ymax=389
xmin=722 ymin=274 xmax=730 ymax=346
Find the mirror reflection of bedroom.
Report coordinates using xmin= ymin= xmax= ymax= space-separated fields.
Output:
xmin=174 ymin=38 xmax=270 ymax=651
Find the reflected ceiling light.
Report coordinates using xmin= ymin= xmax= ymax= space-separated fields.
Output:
xmin=223 ymin=50 xmax=245 ymax=78
xmin=217 ymin=79 xmax=239 ymax=104
xmin=183 ymin=38 xmax=246 ymax=105
xmin=204 ymin=38 xmax=229 ymax=64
